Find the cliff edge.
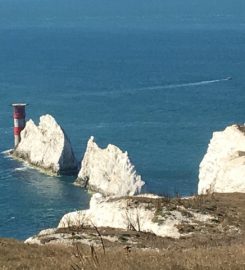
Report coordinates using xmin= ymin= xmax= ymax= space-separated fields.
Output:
xmin=198 ymin=124 xmax=245 ymax=194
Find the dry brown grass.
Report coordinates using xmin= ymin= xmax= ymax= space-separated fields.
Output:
xmin=0 ymin=239 xmax=244 ymax=270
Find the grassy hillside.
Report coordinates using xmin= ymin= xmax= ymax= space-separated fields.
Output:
xmin=1 ymin=193 xmax=245 ymax=269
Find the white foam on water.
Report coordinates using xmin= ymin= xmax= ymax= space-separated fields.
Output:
xmin=81 ymin=121 xmax=164 ymax=130
xmin=77 ymin=77 xmax=232 ymax=96
xmin=135 ymin=77 xmax=232 ymax=91
xmin=1 ymin=149 xmax=13 ymax=155
xmin=14 ymin=167 xmax=28 ymax=172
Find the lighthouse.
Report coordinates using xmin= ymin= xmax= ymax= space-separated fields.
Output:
xmin=12 ymin=103 xmax=27 ymax=147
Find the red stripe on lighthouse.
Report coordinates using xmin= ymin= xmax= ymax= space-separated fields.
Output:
xmin=14 ymin=127 xmax=23 ymax=135
xmin=12 ymin=103 xmax=27 ymax=147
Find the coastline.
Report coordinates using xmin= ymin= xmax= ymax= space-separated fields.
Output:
xmin=1 ymin=193 xmax=245 ymax=269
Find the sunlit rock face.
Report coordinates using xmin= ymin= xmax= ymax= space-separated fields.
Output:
xmin=13 ymin=114 xmax=78 ymax=175
xmin=75 ymin=136 xmax=144 ymax=196
xmin=24 ymin=192 xmax=216 ymax=244
xmin=58 ymin=193 xmax=214 ymax=239
xmin=198 ymin=125 xmax=245 ymax=194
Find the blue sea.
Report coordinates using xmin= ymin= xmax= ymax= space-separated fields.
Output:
xmin=0 ymin=0 xmax=245 ymax=240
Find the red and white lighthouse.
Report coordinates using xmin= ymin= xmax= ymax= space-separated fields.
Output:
xmin=12 ymin=103 xmax=27 ymax=147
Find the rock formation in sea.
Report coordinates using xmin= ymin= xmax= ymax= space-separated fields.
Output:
xmin=74 ymin=136 xmax=145 ymax=197
xmin=198 ymin=124 xmax=245 ymax=194
xmin=12 ymin=114 xmax=78 ymax=175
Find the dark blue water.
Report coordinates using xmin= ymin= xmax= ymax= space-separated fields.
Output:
xmin=0 ymin=1 xmax=245 ymax=239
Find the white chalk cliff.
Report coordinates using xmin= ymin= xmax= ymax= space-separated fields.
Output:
xmin=75 ymin=136 xmax=144 ymax=196
xmin=198 ymin=124 xmax=245 ymax=194
xmin=13 ymin=114 xmax=77 ymax=175
xmin=57 ymin=193 xmax=213 ymax=239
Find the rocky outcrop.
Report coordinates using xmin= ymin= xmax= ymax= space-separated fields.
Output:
xmin=26 ymin=193 xmax=244 ymax=247
xmin=25 ymin=192 xmax=218 ymax=244
xmin=12 ymin=114 xmax=77 ymax=175
xmin=57 ymin=193 xmax=214 ymax=239
xmin=75 ymin=137 xmax=144 ymax=196
xmin=198 ymin=125 xmax=245 ymax=194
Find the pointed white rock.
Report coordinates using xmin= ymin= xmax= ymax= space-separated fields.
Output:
xmin=198 ymin=125 xmax=245 ymax=194
xmin=13 ymin=114 xmax=77 ymax=175
xmin=75 ymin=136 xmax=144 ymax=196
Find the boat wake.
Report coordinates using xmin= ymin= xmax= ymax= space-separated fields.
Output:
xmin=136 ymin=77 xmax=232 ymax=92
xmin=0 ymin=217 xmax=15 ymax=227
xmin=79 ymin=77 xmax=231 ymax=96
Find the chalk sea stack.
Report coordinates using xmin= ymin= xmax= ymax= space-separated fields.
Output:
xmin=198 ymin=124 xmax=245 ymax=194
xmin=12 ymin=114 xmax=78 ymax=175
xmin=75 ymin=136 xmax=145 ymax=196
